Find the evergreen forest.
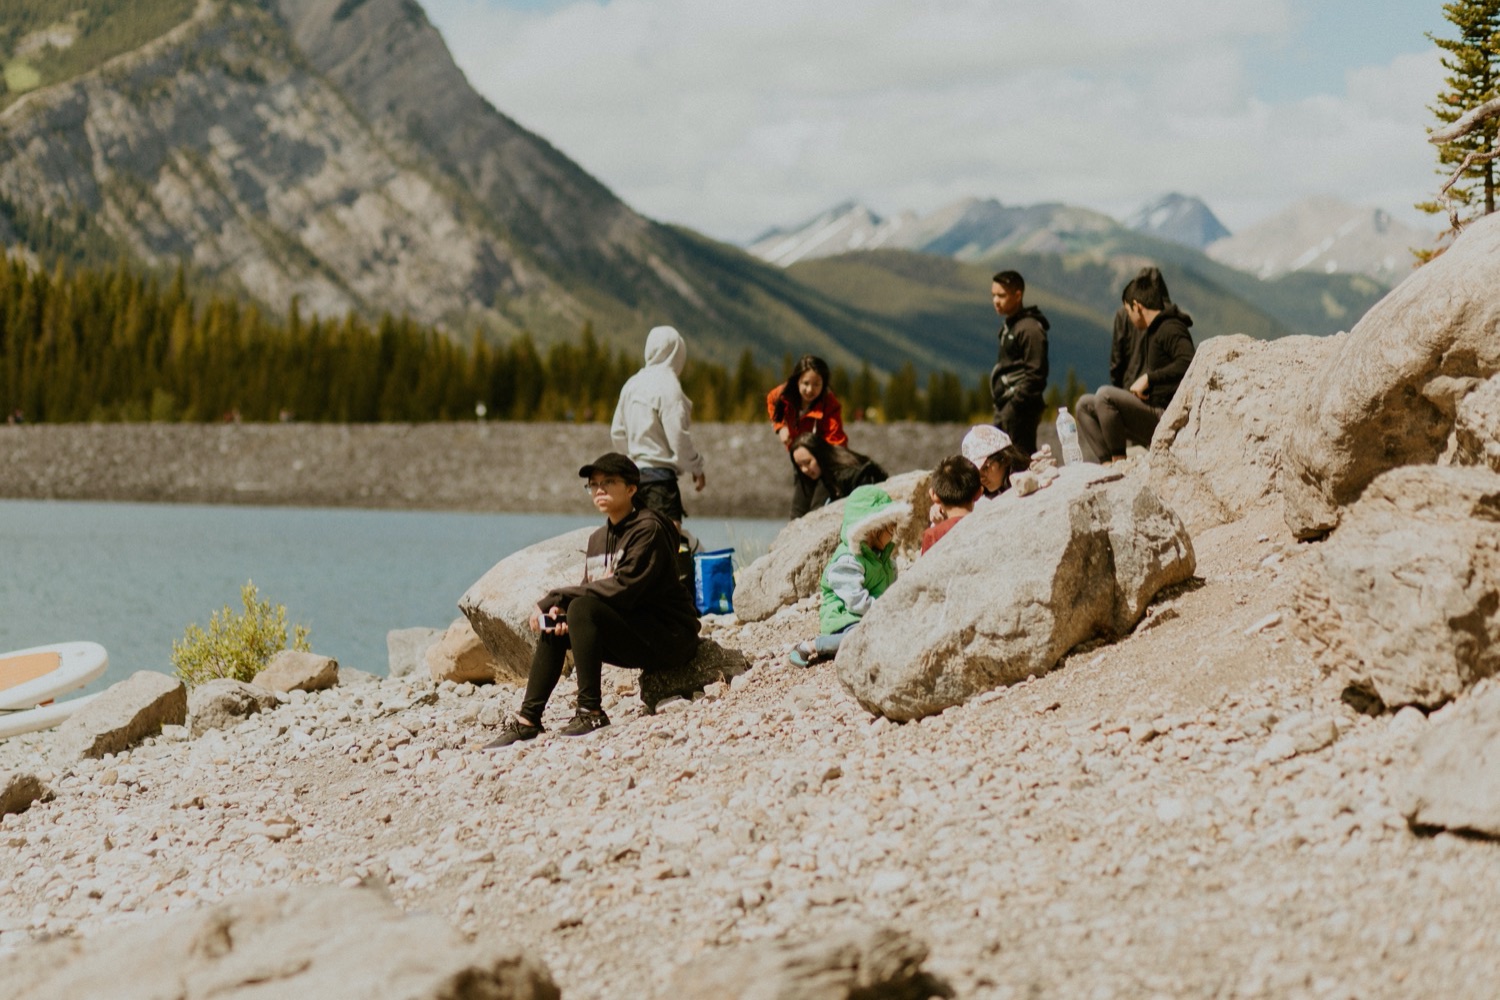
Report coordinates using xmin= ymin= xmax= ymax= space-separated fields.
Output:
xmin=0 ymin=255 xmax=1071 ymax=426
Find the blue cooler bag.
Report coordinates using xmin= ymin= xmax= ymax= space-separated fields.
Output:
xmin=694 ymin=548 xmax=735 ymax=615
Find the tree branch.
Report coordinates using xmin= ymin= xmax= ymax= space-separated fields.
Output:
xmin=1429 ymin=96 xmax=1500 ymax=145
xmin=1429 ymin=95 xmax=1500 ymax=233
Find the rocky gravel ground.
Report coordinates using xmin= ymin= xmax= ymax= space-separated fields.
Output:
xmin=3 ymin=501 xmax=1498 ymax=998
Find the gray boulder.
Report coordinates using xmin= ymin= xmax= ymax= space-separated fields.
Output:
xmin=1 ymin=772 xmax=49 ymax=817
xmin=252 ymin=650 xmax=339 ymax=693
xmin=188 ymin=678 xmax=279 ymax=737
xmin=1451 ymin=373 xmax=1500 ymax=473
xmin=734 ymin=470 xmax=929 ymax=623
xmin=1292 ymin=465 xmax=1500 ymax=710
xmin=0 ymin=884 xmax=558 ymax=1000
xmin=1149 ymin=333 xmax=1340 ymax=532
xmin=838 ymin=465 xmax=1195 ymax=721
xmin=386 ymin=626 xmax=443 ymax=679
xmin=1282 ymin=212 xmax=1500 ymax=539
xmin=668 ymin=924 xmax=948 ymax=1000
xmin=54 ymin=671 xmax=188 ymax=759
xmin=1399 ymin=683 xmax=1500 ymax=837
xmin=460 ymin=526 xmax=594 ymax=683
xmin=639 ymin=639 xmax=750 ymax=714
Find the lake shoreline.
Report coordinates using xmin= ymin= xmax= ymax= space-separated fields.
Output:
xmin=0 ymin=422 xmax=978 ymax=521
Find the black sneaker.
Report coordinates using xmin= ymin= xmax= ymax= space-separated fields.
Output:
xmin=483 ymin=715 xmax=543 ymax=750
xmin=560 ymin=709 xmax=610 ymax=737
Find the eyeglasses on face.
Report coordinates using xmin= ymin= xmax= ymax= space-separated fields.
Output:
xmin=585 ymin=477 xmax=625 ymax=493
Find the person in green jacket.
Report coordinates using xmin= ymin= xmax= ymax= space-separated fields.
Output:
xmin=788 ymin=484 xmax=910 ymax=667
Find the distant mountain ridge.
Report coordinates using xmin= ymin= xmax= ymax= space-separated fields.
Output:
xmin=1206 ymin=196 xmax=1436 ymax=285
xmin=1125 ymin=193 xmax=1230 ymax=250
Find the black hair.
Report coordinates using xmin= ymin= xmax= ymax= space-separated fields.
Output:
xmin=772 ymin=355 xmax=832 ymax=424
xmin=983 ymin=443 xmax=1031 ymax=494
xmin=930 ymin=455 xmax=982 ymax=507
xmin=788 ymin=431 xmax=868 ymax=478
xmin=1122 ymin=271 xmax=1168 ymax=311
xmin=992 ymin=270 xmax=1025 ymax=294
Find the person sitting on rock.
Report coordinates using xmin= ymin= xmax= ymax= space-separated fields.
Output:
xmin=485 ymin=453 xmax=701 ymax=748
xmin=788 ymin=484 xmax=910 ymax=668
xmin=958 ymin=424 xmax=1031 ymax=504
xmin=788 ymin=432 xmax=888 ymax=512
xmin=1074 ymin=269 xmax=1196 ymax=464
xmin=920 ymin=456 xmax=982 ymax=555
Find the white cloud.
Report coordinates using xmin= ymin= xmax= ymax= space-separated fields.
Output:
xmin=425 ymin=0 xmax=1447 ymax=240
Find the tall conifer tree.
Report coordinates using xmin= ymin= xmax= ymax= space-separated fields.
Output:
xmin=1418 ymin=0 xmax=1500 ymax=232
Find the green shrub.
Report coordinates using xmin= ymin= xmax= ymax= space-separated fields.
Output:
xmin=171 ymin=580 xmax=311 ymax=686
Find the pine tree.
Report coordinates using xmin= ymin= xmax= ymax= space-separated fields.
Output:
xmin=1418 ymin=0 xmax=1500 ymax=238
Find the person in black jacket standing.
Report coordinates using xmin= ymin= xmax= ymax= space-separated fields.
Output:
xmin=1076 ymin=271 xmax=1196 ymax=463
xmin=989 ymin=270 xmax=1050 ymax=455
xmin=485 ymin=453 xmax=701 ymax=749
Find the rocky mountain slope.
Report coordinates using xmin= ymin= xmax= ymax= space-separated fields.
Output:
xmin=1207 ymin=195 xmax=1438 ymax=285
xmin=0 ymin=0 xmax=954 ymax=374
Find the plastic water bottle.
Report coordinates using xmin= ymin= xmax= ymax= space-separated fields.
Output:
xmin=1056 ymin=406 xmax=1084 ymax=466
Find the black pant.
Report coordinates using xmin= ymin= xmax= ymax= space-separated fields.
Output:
xmin=520 ymin=594 xmax=697 ymax=720
xmin=995 ymin=397 xmax=1042 ymax=456
xmin=637 ymin=477 xmax=686 ymax=524
xmin=790 ymin=471 xmax=831 ymax=519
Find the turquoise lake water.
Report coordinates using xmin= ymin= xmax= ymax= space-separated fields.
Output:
xmin=0 ymin=500 xmax=781 ymax=693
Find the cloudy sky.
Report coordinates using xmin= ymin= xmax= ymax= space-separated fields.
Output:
xmin=422 ymin=0 xmax=1452 ymax=242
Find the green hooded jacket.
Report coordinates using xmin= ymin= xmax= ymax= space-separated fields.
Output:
xmin=819 ymin=484 xmax=902 ymax=635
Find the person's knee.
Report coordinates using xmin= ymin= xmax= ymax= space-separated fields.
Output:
xmin=567 ymin=594 xmax=605 ymax=627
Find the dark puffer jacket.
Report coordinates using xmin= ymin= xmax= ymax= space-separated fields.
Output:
xmin=990 ymin=305 xmax=1050 ymax=410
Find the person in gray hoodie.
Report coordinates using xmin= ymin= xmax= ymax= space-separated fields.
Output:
xmin=610 ymin=325 xmax=706 ymax=525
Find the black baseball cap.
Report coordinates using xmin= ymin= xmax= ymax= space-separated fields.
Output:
xmin=578 ymin=452 xmax=641 ymax=484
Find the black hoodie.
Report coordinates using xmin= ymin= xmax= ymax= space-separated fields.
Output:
xmin=1140 ymin=304 xmax=1195 ymax=409
xmin=990 ymin=305 xmax=1050 ymax=410
xmin=539 ymin=507 xmax=702 ymax=647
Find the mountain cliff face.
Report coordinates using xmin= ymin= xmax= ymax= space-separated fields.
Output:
xmin=0 ymin=0 xmax=936 ymax=372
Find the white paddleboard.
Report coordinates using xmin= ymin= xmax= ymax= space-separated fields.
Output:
xmin=0 ymin=693 xmax=100 ymax=740
xmin=0 ymin=641 xmax=109 ymax=711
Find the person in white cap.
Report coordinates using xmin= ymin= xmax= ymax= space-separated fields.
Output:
xmin=960 ymin=424 xmax=1030 ymax=503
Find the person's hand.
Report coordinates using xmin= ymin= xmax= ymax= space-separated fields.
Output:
xmin=776 ymin=425 xmax=791 ymax=445
xmin=1129 ymin=373 xmax=1149 ymax=400
xmin=528 ymin=608 xmax=543 ymax=633
xmin=929 ymin=501 xmax=947 ymax=525
xmin=693 ymin=472 xmax=706 ymax=492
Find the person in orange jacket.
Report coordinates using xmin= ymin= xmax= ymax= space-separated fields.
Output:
xmin=766 ymin=355 xmax=849 ymax=518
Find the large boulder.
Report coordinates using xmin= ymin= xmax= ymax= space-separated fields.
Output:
xmin=426 ymin=617 xmax=504 ymax=684
xmin=188 ymin=678 xmax=279 ymax=737
xmin=639 ymin=638 xmax=750 ymax=714
xmin=1149 ymin=333 xmax=1340 ymax=532
xmin=460 ymin=526 xmax=594 ymax=682
xmin=838 ymin=465 xmax=1195 ymax=721
xmin=733 ymin=470 xmax=929 ymax=623
xmin=668 ymin=924 xmax=948 ymax=1000
xmin=1398 ymin=682 xmax=1500 ymax=837
xmin=54 ymin=671 xmax=188 ymax=759
xmin=1292 ymin=465 xmax=1500 ymax=710
xmin=252 ymin=650 xmax=339 ymax=693
xmin=386 ymin=627 xmax=443 ymax=679
xmin=0 ymin=885 xmax=559 ymax=1000
xmin=1281 ymin=213 xmax=1500 ymax=539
